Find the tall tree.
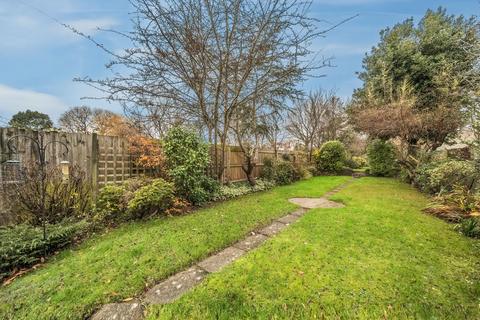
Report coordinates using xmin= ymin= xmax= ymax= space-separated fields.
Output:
xmin=77 ymin=0 xmax=324 ymax=181
xmin=9 ymin=110 xmax=53 ymax=131
xmin=350 ymin=8 xmax=479 ymax=165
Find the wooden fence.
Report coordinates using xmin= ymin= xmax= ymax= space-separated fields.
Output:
xmin=0 ymin=127 xmax=302 ymax=221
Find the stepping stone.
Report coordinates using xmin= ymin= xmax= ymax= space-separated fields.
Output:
xmin=291 ymin=208 xmax=308 ymax=216
xmin=91 ymin=300 xmax=143 ymax=320
xmin=143 ymin=266 xmax=207 ymax=304
xmin=233 ymin=234 xmax=268 ymax=251
xmin=277 ymin=213 xmax=301 ymax=225
xmin=197 ymin=247 xmax=245 ymax=273
xmin=259 ymin=221 xmax=288 ymax=236
xmin=288 ymin=197 xmax=345 ymax=209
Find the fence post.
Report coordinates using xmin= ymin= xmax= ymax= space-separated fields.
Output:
xmin=90 ymin=133 xmax=99 ymax=195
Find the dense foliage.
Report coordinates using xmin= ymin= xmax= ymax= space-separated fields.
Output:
xmin=260 ymin=158 xmax=309 ymax=185
xmin=313 ymin=141 xmax=346 ymax=174
xmin=0 ymin=221 xmax=87 ymax=280
xmin=163 ymin=127 xmax=215 ymax=204
xmin=414 ymin=160 xmax=478 ymax=194
xmin=127 ymin=179 xmax=174 ymax=218
xmin=349 ymin=8 xmax=480 ymax=179
xmin=367 ymin=139 xmax=397 ymax=177
xmin=94 ymin=178 xmax=175 ymax=224
xmin=8 ymin=110 xmax=53 ymax=131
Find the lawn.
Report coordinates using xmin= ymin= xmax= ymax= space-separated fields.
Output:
xmin=0 ymin=176 xmax=349 ymax=320
xmin=148 ymin=178 xmax=480 ymax=319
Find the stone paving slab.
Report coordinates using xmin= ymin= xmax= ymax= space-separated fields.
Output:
xmin=258 ymin=221 xmax=288 ymax=236
xmin=143 ymin=266 xmax=207 ymax=304
xmin=288 ymin=197 xmax=345 ymax=209
xmin=233 ymin=234 xmax=268 ymax=251
xmin=291 ymin=208 xmax=308 ymax=216
xmin=91 ymin=300 xmax=143 ymax=320
xmin=277 ymin=213 xmax=301 ymax=225
xmin=197 ymin=247 xmax=245 ymax=273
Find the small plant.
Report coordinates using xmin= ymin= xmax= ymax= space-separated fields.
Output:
xmin=127 ymin=179 xmax=175 ymax=218
xmin=313 ymin=141 xmax=346 ymax=174
xmin=456 ymin=218 xmax=480 ymax=238
xmin=366 ymin=139 xmax=397 ymax=177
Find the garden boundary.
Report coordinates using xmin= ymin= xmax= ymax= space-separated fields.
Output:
xmin=0 ymin=127 xmax=302 ymax=222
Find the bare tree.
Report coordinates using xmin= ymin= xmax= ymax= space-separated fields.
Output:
xmin=287 ymin=90 xmax=347 ymax=160
xmin=58 ymin=106 xmax=114 ymax=134
xmin=77 ymin=0 xmax=327 ymax=181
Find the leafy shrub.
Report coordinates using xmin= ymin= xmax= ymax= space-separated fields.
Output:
xmin=0 ymin=221 xmax=87 ymax=280
xmin=352 ymin=156 xmax=368 ymax=168
xmin=313 ymin=141 xmax=346 ymax=174
xmin=127 ymin=179 xmax=174 ymax=218
xmin=163 ymin=126 xmax=212 ymax=204
xmin=94 ymin=184 xmax=127 ymax=224
xmin=260 ymin=158 xmax=303 ymax=185
xmin=294 ymin=163 xmax=312 ymax=180
xmin=94 ymin=177 xmax=158 ymax=224
xmin=414 ymin=160 xmax=478 ymax=194
xmin=367 ymin=139 xmax=397 ymax=177
xmin=456 ymin=217 xmax=480 ymax=238
xmin=275 ymin=161 xmax=297 ymax=185
xmin=260 ymin=158 xmax=276 ymax=181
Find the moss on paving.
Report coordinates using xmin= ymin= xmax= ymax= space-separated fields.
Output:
xmin=148 ymin=178 xmax=480 ymax=320
xmin=0 ymin=176 xmax=349 ymax=320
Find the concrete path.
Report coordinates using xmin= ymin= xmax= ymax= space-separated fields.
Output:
xmin=91 ymin=179 xmax=353 ymax=320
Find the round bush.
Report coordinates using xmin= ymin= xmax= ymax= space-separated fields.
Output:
xmin=127 ymin=179 xmax=175 ymax=218
xmin=367 ymin=139 xmax=397 ymax=177
xmin=313 ymin=141 xmax=346 ymax=174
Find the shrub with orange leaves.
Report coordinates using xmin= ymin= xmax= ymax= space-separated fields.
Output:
xmin=129 ymin=136 xmax=164 ymax=169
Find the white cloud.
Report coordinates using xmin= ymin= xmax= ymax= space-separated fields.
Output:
xmin=0 ymin=84 xmax=68 ymax=121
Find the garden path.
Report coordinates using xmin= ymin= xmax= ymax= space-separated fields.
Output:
xmin=91 ymin=179 xmax=355 ymax=320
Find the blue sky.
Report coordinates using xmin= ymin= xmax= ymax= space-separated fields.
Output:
xmin=0 ymin=0 xmax=477 ymax=125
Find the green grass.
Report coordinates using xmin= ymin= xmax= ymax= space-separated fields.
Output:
xmin=0 ymin=176 xmax=349 ymax=320
xmin=148 ymin=178 xmax=480 ymax=319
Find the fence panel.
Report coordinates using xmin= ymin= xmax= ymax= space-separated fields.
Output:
xmin=0 ymin=127 xmax=303 ymax=224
